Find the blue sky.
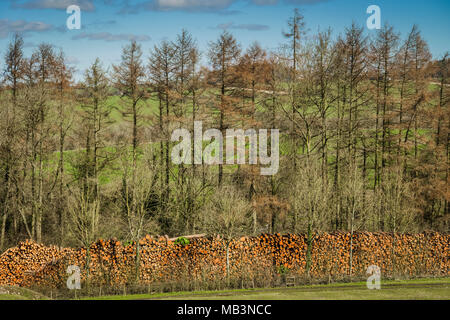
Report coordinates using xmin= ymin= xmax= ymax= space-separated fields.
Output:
xmin=1 ymin=0 xmax=449 ymax=80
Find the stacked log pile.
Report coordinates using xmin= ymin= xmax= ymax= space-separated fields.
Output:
xmin=0 ymin=232 xmax=448 ymax=289
xmin=0 ymin=240 xmax=75 ymax=287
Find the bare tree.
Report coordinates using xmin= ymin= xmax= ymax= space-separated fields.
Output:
xmin=148 ymin=40 xmax=176 ymax=207
xmin=80 ymin=58 xmax=111 ymax=196
xmin=118 ymin=149 xmax=160 ymax=281
xmin=113 ymin=40 xmax=146 ymax=178
xmin=202 ymin=185 xmax=250 ymax=281
xmin=67 ymin=184 xmax=100 ymax=278
xmin=52 ymin=50 xmax=73 ymax=244
xmin=0 ymin=34 xmax=24 ymax=250
xmin=208 ymin=31 xmax=241 ymax=186
xmin=291 ymin=156 xmax=332 ymax=273
xmin=283 ymin=8 xmax=306 ymax=169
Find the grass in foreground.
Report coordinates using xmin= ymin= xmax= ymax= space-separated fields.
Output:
xmin=81 ymin=278 xmax=449 ymax=300
xmin=0 ymin=278 xmax=447 ymax=300
xmin=0 ymin=285 xmax=49 ymax=300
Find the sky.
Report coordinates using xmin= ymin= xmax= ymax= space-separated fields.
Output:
xmin=1 ymin=0 xmax=449 ymax=80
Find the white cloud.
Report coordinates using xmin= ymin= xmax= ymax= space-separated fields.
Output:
xmin=11 ymin=0 xmax=96 ymax=11
xmin=156 ymin=0 xmax=232 ymax=10
xmin=215 ymin=22 xmax=270 ymax=31
xmin=72 ymin=32 xmax=151 ymax=42
xmin=251 ymin=0 xmax=278 ymax=5
xmin=0 ymin=19 xmax=53 ymax=38
xmin=119 ymin=0 xmax=236 ymax=13
xmin=66 ymin=56 xmax=80 ymax=64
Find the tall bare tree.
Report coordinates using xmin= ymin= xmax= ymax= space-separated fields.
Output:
xmin=1 ymin=34 xmax=24 ymax=250
xmin=208 ymin=31 xmax=241 ymax=186
xmin=283 ymin=8 xmax=306 ymax=169
xmin=148 ymin=40 xmax=176 ymax=209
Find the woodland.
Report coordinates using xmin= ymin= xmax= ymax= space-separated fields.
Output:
xmin=0 ymin=9 xmax=448 ymax=253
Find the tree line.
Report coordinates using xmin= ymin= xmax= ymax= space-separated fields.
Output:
xmin=0 ymin=9 xmax=448 ymax=251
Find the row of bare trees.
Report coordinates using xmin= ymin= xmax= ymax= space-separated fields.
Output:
xmin=0 ymin=10 xmax=448 ymax=251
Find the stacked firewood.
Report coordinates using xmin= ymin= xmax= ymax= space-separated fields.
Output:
xmin=0 ymin=232 xmax=448 ymax=288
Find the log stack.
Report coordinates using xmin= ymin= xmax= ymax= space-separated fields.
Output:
xmin=0 ymin=232 xmax=448 ymax=289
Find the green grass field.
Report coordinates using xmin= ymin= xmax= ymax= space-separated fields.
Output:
xmin=0 ymin=285 xmax=49 ymax=300
xmin=0 ymin=278 xmax=448 ymax=300
xmin=81 ymin=278 xmax=449 ymax=300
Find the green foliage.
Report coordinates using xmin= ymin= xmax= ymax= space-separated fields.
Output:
xmin=174 ymin=237 xmax=190 ymax=246
xmin=277 ymin=264 xmax=289 ymax=275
